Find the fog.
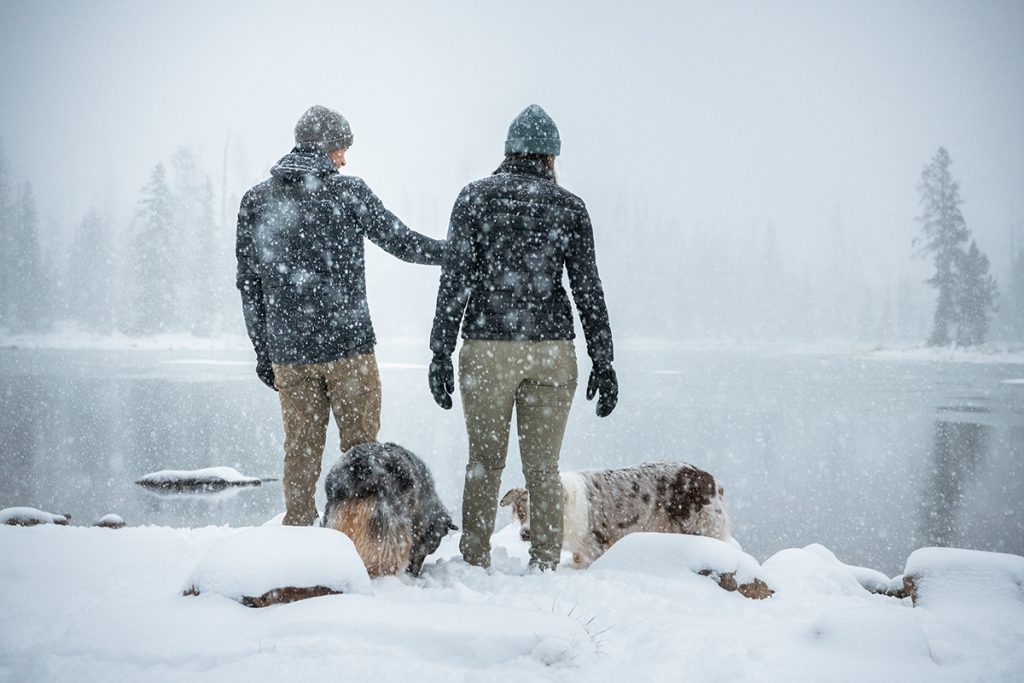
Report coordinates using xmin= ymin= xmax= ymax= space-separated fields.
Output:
xmin=2 ymin=0 xmax=1023 ymax=343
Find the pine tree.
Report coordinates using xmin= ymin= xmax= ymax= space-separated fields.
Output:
xmin=169 ymin=148 xmax=219 ymax=335
xmin=913 ymin=147 xmax=997 ymax=346
xmin=914 ymin=148 xmax=969 ymax=346
xmin=956 ymin=240 xmax=998 ymax=346
xmin=0 ymin=143 xmax=13 ymax=328
xmin=128 ymin=164 xmax=177 ymax=334
xmin=67 ymin=207 xmax=116 ymax=331
xmin=1007 ymin=248 xmax=1024 ymax=341
xmin=7 ymin=183 xmax=48 ymax=331
xmin=191 ymin=176 xmax=219 ymax=335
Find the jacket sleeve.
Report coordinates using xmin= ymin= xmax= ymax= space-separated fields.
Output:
xmin=354 ymin=179 xmax=447 ymax=265
xmin=429 ymin=188 xmax=477 ymax=357
xmin=235 ymin=191 xmax=270 ymax=359
xmin=565 ymin=204 xmax=614 ymax=364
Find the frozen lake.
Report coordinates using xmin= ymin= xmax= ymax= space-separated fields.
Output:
xmin=2 ymin=341 xmax=1022 ymax=575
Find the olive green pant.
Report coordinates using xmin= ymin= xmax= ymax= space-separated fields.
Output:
xmin=458 ymin=340 xmax=577 ymax=569
xmin=273 ymin=353 xmax=381 ymax=526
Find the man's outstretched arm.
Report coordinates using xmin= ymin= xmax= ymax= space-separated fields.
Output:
xmin=356 ymin=179 xmax=447 ymax=265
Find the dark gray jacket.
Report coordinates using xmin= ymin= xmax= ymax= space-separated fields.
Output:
xmin=430 ymin=157 xmax=613 ymax=364
xmin=237 ymin=149 xmax=445 ymax=364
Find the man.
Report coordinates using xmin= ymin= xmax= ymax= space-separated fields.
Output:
xmin=236 ymin=105 xmax=445 ymax=526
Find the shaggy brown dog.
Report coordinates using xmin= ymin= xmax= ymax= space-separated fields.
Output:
xmin=324 ymin=442 xmax=456 ymax=576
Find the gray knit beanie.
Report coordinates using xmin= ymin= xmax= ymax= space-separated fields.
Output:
xmin=294 ymin=105 xmax=353 ymax=152
xmin=504 ymin=104 xmax=561 ymax=156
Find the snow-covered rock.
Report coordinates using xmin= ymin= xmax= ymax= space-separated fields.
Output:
xmin=764 ymin=546 xmax=885 ymax=598
xmin=183 ymin=526 xmax=372 ymax=606
xmin=0 ymin=507 xmax=70 ymax=526
xmin=135 ymin=466 xmax=263 ymax=492
xmin=800 ymin=543 xmax=902 ymax=595
xmin=590 ymin=532 xmax=773 ymax=598
xmin=902 ymin=547 xmax=1024 ymax=608
xmin=93 ymin=514 xmax=126 ymax=529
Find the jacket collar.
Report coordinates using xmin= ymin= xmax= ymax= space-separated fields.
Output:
xmin=493 ymin=156 xmax=556 ymax=182
xmin=270 ymin=147 xmax=338 ymax=180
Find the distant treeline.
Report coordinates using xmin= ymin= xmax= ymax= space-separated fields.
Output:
xmin=1 ymin=141 xmax=1023 ymax=345
xmin=0 ymin=144 xmax=237 ymax=337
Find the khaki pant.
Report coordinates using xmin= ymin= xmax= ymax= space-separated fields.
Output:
xmin=458 ymin=340 xmax=577 ymax=569
xmin=273 ymin=353 xmax=381 ymax=526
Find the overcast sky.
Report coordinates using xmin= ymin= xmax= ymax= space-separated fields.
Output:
xmin=2 ymin=0 xmax=1022 ymax=282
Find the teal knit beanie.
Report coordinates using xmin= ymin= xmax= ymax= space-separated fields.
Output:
xmin=504 ymin=104 xmax=561 ymax=156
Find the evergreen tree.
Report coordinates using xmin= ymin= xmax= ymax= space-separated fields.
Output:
xmin=1007 ymin=248 xmax=1024 ymax=341
xmin=169 ymin=148 xmax=218 ymax=335
xmin=66 ymin=207 xmax=116 ymax=331
xmin=7 ymin=183 xmax=48 ymax=330
xmin=191 ymin=176 xmax=219 ymax=334
xmin=956 ymin=240 xmax=998 ymax=346
xmin=0 ymin=143 xmax=13 ymax=328
xmin=913 ymin=147 xmax=997 ymax=346
xmin=128 ymin=163 xmax=177 ymax=334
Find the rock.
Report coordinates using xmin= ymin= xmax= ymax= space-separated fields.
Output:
xmin=591 ymin=533 xmax=774 ymax=600
xmin=902 ymin=547 xmax=1024 ymax=608
xmin=799 ymin=544 xmax=903 ymax=597
xmin=135 ymin=466 xmax=263 ymax=493
xmin=183 ymin=526 xmax=372 ymax=607
xmin=183 ymin=584 xmax=342 ymax=607
xmin=93 ymin=514 xmax=126 ymax=529
xmin=0 ymin=507 xmax=70 ymax=526
xmin=698 ymin=570 xmax=775 ymax=600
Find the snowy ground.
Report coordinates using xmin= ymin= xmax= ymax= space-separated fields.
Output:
xmin=3 ymin=325 xmax=1024 ymax=364
xmin=1 ymin=520 xmax=1021 ymax=683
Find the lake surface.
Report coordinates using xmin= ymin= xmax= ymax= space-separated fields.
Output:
xmin=2 ymin=341 xmax=1022 ymax=575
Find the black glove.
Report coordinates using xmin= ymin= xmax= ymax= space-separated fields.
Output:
xmin=429 ymin=354 xmax=454 ymax=409
xmin=256 ymin=355 xmax=277 ymax=391
xmin=586 ymin=361 xmax=618 ymax=417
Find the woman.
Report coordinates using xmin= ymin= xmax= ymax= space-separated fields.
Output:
xmin=428 ymin=104 xmax=618 ymax=570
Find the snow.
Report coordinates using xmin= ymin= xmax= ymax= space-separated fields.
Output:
xmin=1 ymin=524 xmax=1022 ymax=682
xmin=184 ymin=526 xmax=372 ymax=600
xmin=904 ymin=547 xmax=1024 ymax=608
xmin=136 ymin=466 xmax=262 ymax=487
xmin=800 ymin=543 xmax=901 ymax=595
xmin=0 ymin=506 xmax=69 ymax=526
xmin=0 ymin=322 xmax=250 ymax=351
xmin=5 ymin=327 xmax=1024 ymax=365
xmin=590 ymin=532 xmax=764 ymax=585
xmin=93 ymin=513 xmax=126 ymax=528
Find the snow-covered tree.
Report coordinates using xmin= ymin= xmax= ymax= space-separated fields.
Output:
xmin=914 ymin=147 xmax=996 ymax=346
xmin=956 ymin=240 xmax=998 ymax=346
xmin=0 ymin=143 xmax=14 ymax=329
xmin=170 ymin=147 xmax=219 ymax=335
xmin=66 ymin=207 xmax=117 ymax=331
xmin=1005 ymin=248 xmax=1024 ymax=341
xmin=4 ymin=183 xmax=49 ymax=331
xmin=128 ymin=163 xmax=177 ymax=334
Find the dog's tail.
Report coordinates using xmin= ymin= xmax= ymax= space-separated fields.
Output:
xmin=325 ymin=496 xmax=412 ymax=577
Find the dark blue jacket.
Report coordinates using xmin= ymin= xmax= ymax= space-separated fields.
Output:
xmin=430 ymin=157 xmax=613 ymax=364
xmin=237 ymin=149 xmax=445 ymax=364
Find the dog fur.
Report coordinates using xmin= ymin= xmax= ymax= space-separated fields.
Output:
xmin=500 ymin=462 xmax=731 ymax=568
xmin=323 ymin=442 xmax=456 ymax=577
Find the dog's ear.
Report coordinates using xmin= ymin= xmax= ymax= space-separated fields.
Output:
xmin=499 ymin=488 xmax=526 ymax=507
